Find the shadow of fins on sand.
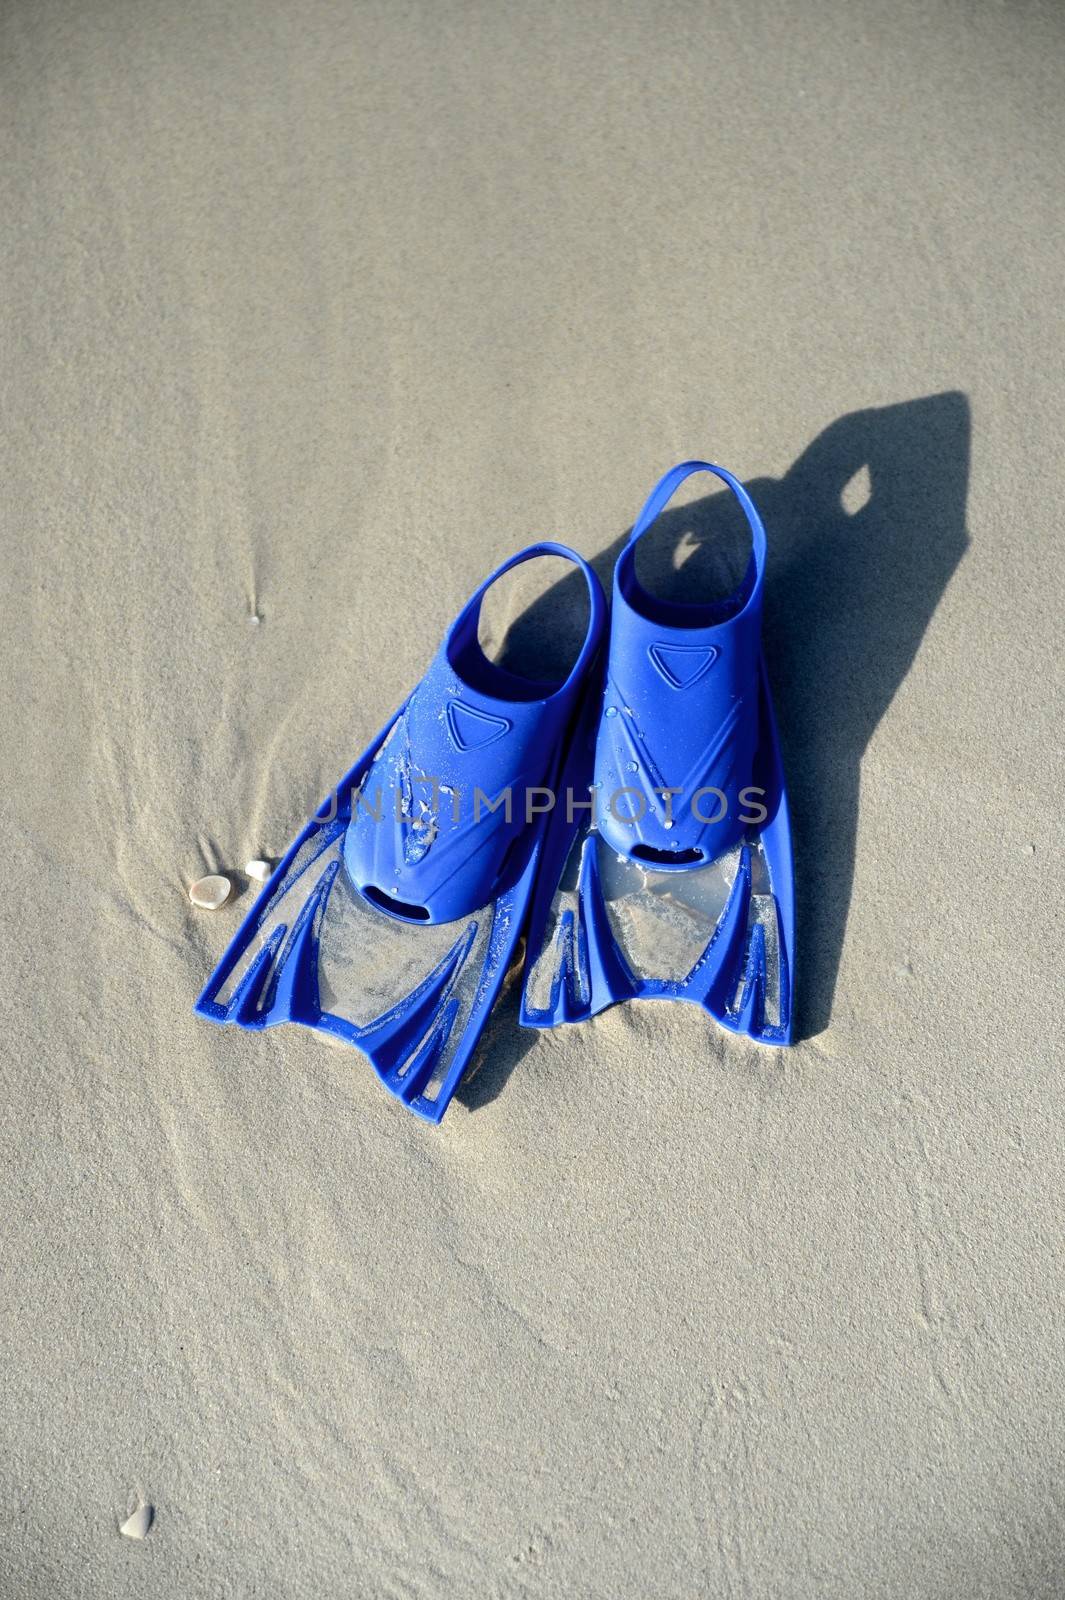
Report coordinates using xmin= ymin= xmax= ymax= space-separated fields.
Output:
xmin=459 ymin=393 xmax=971 ymax=1108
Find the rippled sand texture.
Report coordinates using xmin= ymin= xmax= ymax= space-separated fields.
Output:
xmin=2 ymin=0 xmax=1063 ymax=1594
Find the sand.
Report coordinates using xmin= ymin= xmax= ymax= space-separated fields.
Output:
xmin=3 ymin=0 xmax=1064 ymax=1594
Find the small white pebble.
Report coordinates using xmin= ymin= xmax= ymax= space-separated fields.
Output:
xmin=245 ymin=858 xmax=272 ymax=883
xmin=120 ymin=1503 xmax=154 ymax=1541
xmin=189 ymin=874 xmax=232 ymax=910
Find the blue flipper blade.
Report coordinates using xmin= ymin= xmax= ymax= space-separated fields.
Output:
xmin=521 ymin=459 xmax=796 ymax=1048
xmin=195 ymin=541 xmax=609 ymax=1121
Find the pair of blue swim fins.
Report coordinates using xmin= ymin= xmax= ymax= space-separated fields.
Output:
xmin=195 ymin=461 xmax=795 ymax=1122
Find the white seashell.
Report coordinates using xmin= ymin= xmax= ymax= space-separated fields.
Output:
xmin=189 ymin=874 xmax=232 ymax=910
xmin=120 ymin=1503 xmax=154 ymax=1540
xmin=245 ymin=858 xmax=272 ymax=883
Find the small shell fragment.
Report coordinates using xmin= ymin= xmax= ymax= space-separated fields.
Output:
xmin=245 ymin=858 xmax=272 ymax=883
xmin=120 ymin=1503 xmax=154 ymax=1540
xmin=189 ymin=874 xmax=232 ymax=910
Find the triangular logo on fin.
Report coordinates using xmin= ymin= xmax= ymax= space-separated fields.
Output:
xmin=648 ymin=642 xmax=720 ymax=689
xmin=445 ymin=699 xmax=512 ymax=752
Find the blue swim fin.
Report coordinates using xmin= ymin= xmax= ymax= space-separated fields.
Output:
xmin=196 ymin=543 xmax=607 ymax=1122
xmin=521 ymin=463 xmax=795 ymax=1045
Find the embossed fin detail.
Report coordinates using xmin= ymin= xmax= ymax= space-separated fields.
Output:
xmin=445 ymin=700 xmax=512 ymax=751
xmin=647 ymin=642 xmax=720 ymax=689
